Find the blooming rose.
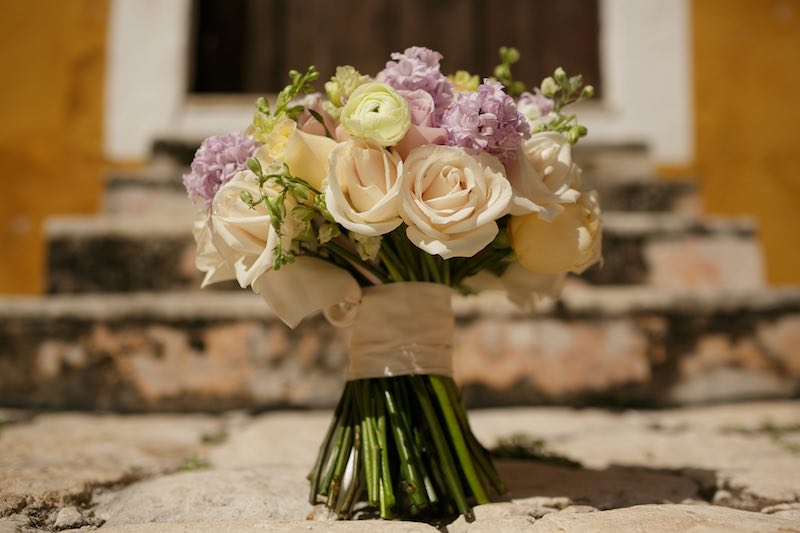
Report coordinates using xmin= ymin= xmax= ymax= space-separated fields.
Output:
xmin=509 ymin=190 xmax=602 ymax=274
xmin=398 ymin=89 xmax=435 ymax=127
xmin=522 ymin=132 xmax=581 ymax=195
xmin=341 ymin=82 xmax=411 ymax=147
xmin=325 ymin=139 xmax=404 ymax=236
xmin=192 ymin=209 xmax=234 ymax=287
xmin=210 ymin=170 xmax=299 ymax=288
xmin=399 ymin=145 xmax=512 ymax=258
xmin=255 ymin=117 xmax=336 ymax=189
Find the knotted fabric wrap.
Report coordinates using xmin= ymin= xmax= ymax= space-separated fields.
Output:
xmin=344 ymin=282 xmax=454 ymax=381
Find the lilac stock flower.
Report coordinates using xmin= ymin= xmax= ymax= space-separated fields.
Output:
xmin=379 ymin=46 xmax=453 ymax=125
xmin=518 ymin=88 xmax=555 ymax=117
xmin=442 ymin=79 xmax=531 ymax=162
xmin=182 ymin=132 xmax=261 ymax=208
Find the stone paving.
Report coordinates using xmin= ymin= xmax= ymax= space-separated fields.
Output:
xmin=1 ymin=401 xmax=799 ymax=532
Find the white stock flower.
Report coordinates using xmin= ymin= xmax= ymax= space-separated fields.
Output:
xmin=325 ymin=139 xmax=404 ymax=236
xmin=399 ymin=145 xmax=512 ymax=259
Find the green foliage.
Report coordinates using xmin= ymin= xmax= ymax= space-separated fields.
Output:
xmin=492 ymin=46 xmax=526 ymax=96
xmin=536 ymin=66 xmax=594 ymax=144
xmin=252 ymin=66 xmax=320 ymax=141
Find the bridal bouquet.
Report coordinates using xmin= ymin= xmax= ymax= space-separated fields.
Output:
xmin=184 ymin=46 xmax=601 ymax=522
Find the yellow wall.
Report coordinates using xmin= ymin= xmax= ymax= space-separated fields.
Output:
xmin=694 ymin=0 xmax=800 ymax=283
xmin=0 ymin=0 xmax=108 ymax=293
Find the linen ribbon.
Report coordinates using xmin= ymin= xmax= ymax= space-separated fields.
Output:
xmin=324 ymin=282 xmax=454 ymax=380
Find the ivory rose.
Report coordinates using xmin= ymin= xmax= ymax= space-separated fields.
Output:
xmin=325 ymin=139 xmax=404 ymax=236
xmin=521 ymin=131 xmax=581 ymax=198
xmin=255 ymin=117 xmax=336 ymax=189
xmin=341 ymin=82 xmax=411 ymax=147
xmin=192 ymin=209 xmax=235 ymax=287
xmin=210 ymin=170 xmax=299 ymax=288
xmin=399 ymin=145 xmax=512 ymax=258
xmin=509 ymin=190 xmax=602 ymax=274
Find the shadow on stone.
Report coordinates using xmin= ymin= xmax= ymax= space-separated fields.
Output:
xmin=496 ymin=459 xmax=708 ymax=510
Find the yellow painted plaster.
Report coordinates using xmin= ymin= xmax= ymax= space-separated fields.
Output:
xmin=694 ymin=0 xmax=800 ymax=283
xmin=0 ymin=0 xmax=108 ymax=293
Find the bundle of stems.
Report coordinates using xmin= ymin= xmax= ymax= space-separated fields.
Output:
xmin=308 ymin=374 xmax=506 ymax=521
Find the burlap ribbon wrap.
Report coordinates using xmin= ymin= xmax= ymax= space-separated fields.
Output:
xmin=326 ymin=282 xmax=454 ymax=381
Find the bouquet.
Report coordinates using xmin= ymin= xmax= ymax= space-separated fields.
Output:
xmin=183 ymin=46 xmax=601 ymax=522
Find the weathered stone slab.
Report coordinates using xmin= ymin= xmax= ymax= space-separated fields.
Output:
xmin=0 ymin=413 xmax=222 ymax=528
xmin=527 ymin=504 xmax=800 ymax=533
xmin=44 ymin=212 xmax=761 ymax=293
xmin=2 ymin=289 xmax=800 ymax=410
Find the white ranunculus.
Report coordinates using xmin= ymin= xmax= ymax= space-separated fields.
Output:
xmin=399 ymin=145 xmax=512 ymax=259
xmin=325 ymin=139 xmax=403 ymax=236
xmin=341 ymin=83 xmax=411 ymax=147
xmin=510 ymin=190 xmax=602 ymax=274
xmin=210 ymin=170 xmax=298 ymax=288
xmin=192 ymin=208 xmax=235 ymax=287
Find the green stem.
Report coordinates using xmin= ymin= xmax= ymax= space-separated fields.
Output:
xmin=422 ymin=253 xmax=442 ymax=284
xmin=374 ymin=382 xmax=396 ymax=515
xmin=337 ymin=424 xmax=362 ymax=517
xmin=327 ymin=419 xmax=354 ymax=510
xmin=320 ymin=389 xmax=352 ymax=495
xmin=430 ymin=376 xmax=489 ymax=504
xmin=380 ymin=379 xmax=428 ymax=510
xmin=410 ymin=376 xmax=471 ymax=518
xmin=443 ymin=379 xmax=506 ymax=495
xmin=325 ymin=241 xmax=391 ymax=283
xmin=378 ymin=249 xmax=406 ymax=282
xmin=308 ymin=386 xmax=346 ymax=504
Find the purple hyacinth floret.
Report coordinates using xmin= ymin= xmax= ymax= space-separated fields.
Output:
xmin=519 ymin=88 xmax=555 ymax=117
xmin=182 ymin=132 xmax=261 ymax=208
xmin=442 ymin=79 xmax=531 ymax=162
xmin=379 ymin=46 xmax=453 ymax=126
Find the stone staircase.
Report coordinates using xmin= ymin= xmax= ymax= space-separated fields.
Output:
xmin=2 ymin=143 xmax=799 ymax=411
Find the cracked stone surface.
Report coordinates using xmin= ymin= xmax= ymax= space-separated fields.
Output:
xmin=1 ymin=401 xmax=798 ymax=532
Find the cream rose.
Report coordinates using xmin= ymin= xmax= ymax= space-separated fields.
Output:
xmin=255 ymin=117 xmax=336 ymax=189
xmin=521 ymin=131 xmax=581 ymax=196
xmin=192 ymin=208 xmax=235 ymax=287
xmin=341 ymin=83 xmax=411 ymax=147
xmin=464 ymin=263 xmax=565 ymax=309
xmin=210 ymin=170 xmax=299 ymax=288
xmin=399 ymin=145 xmax=512 ymax=258
xmin=510 ymin=190 xmax=602 ymax=274
xmin=325 ymin=139 xmax=403 ymax=236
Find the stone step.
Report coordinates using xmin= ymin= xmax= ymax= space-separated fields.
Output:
xmin=44 ymin=212 xmax=764 ymax=294
xmin=1 ymin=287 xmax=799 ymax=411
xmin=104 ymin=169 xmax=699 ymax=217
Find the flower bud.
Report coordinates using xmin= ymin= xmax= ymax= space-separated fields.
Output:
xmin=581 ymin=85 xmax=595 ymax=99
xmin=554 ymin=67 xmax=567 ymax=85
xmin=540 ymin=77 xmax=557 ymax=97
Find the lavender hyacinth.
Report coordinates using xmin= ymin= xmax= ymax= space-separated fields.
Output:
xmin=379 ymin=46 xmax=453 ymax=125
xmin=182 ymin=132 xmax=261 ymax=208
xmin=442 ymin=79 xmax=530 ymax=162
